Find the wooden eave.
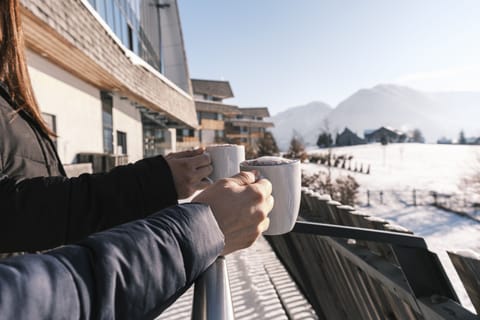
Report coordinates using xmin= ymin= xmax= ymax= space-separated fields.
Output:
xmin=195 ymin=100 xmax=240 ymax=116
xmin=21 ymin=4 xmax=198 ymax=128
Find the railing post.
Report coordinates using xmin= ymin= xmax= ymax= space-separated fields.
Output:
xmin=192 ymin=257 xmax=234 ymax=320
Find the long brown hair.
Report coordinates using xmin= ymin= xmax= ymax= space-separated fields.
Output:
xmin=0 ymin=0 xmax=55 ymax=136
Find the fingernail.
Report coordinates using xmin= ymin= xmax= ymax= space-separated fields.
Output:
xmin=202 ymin=177 xmax=214 ymax=184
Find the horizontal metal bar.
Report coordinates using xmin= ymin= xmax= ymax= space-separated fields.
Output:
xmin=192 ymin=257 xmax=234 ymax=320
xmin=292 ymin=221 xmax=428 ymax=249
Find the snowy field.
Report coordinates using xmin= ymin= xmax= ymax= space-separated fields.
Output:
xmin=303 ymin=143 xmax=480 ymax=312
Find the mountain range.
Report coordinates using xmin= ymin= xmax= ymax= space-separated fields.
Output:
xmin=269 ymin=84 xmax=480 ymax=150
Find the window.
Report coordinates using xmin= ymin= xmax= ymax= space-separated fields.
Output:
xmin=127 ymin=24 xmax=134 ymax=50
xmin=101 ymin=92 xmax=114 ymax=154
xmin=42 ymin=112 xmax=57 ymax=134
xmin=117 ymin=130 xmax=128 ymax=155
xmin=201 ymin=112 xmax=218 ymax=120
xmin=105 ymin=1 xmax=115 ymax=28
xmin=42 ymin=112 xmax=57 ymax=147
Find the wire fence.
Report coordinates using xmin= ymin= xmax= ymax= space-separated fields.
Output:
xmin=357 ymin=188 xmax=480 ymax=221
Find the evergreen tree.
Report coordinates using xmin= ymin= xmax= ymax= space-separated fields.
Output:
xmin=459 ymin=130 xmax=467 ymax=144
xmin=288 ymin=136 xmax=306 ymax=159
xmin=316 ymin=132 xmax=333 ymax=148
xmin=412 ymin=129 xmax=425 ymax=143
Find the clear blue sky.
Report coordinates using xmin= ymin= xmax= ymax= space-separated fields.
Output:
xmin=178 ymin=0 xmax=480 ymax=115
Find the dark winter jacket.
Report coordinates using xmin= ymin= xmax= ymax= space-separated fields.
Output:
xmin=0 ymin=203 xmax=225 ymax=319
xmin=0 ymin=83 xmax=65 ymax=178
xmin=0 ymin=83 xmax=179 ymax=253
xmin=0 ymin=156 xmax=178 ymax=253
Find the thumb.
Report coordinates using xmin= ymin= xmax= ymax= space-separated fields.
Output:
xmin=229 ymin=171 xmax=257 ymax=186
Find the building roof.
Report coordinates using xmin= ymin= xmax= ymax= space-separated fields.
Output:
xmin=195 ymin=100 xmax=240 ymax=116
xmin=238 ymin=107 xmax=270 ymax=118
xmin=365 ymin=126 xmax=404 ymax=137
xmin=191 ymin=79 xmax=234 ymax=99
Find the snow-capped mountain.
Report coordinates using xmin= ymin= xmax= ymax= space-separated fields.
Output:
xmin=270 ymin=84 xmax=480 ymax=150
xmin=269 ymin=101 xmax=332 ymax=151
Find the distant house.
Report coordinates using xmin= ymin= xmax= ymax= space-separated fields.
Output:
xmin=364 ymin=127 xmax=407 ymax=144
xmin=437 ymin=137 xmax=453 ymax=144
xmin=466 ymin=137 xmax=480 ymax=145
xmin=336 ymin=128 xmax=365 ymax=146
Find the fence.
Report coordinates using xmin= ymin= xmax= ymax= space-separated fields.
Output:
xmin=266 ymin=188 xmax=480 ymax=319
xmin=360 ymin=189 xmax=480 ymax=222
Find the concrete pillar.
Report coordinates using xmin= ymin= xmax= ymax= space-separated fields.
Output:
xmin=167 ymin=128 xmax=177 ymax=153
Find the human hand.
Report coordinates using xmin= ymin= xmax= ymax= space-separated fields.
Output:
xmin=165 ymin=148 xmax=213 ymax=199
xmin=193 ymin=171 xmax=274 ymax=255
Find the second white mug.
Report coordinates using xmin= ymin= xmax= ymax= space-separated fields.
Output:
xmin=205 ymin=144 xmax=245 ymax=181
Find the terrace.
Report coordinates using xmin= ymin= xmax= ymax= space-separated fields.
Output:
xmin=158 ymin=188 xmax=480 ymax=320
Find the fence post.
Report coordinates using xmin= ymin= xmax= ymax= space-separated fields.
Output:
xmin=367 ymin=190 xmax=370 ymax=207
xmin=432 ymin=191 xmax=438 ymax=206
xmin=413 ymin=189 xmax=417 ymax=207
xmin=380 ymin=191 xmax=384 ymax=205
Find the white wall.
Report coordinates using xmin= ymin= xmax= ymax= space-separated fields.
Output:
xmin=27 ymin=51 xmax=103 ymax=164
xmin=112 ymin=96 xmax=143 ymax=162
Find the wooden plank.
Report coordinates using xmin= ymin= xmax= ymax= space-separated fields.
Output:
xmin=448 ymin=251 xmax=480 ymax=314
xmin=418 ymin=297 xmax=479 ymax=320
xmin=326 ymin=200 xmax=343 ymax=225
xmin=297 ymin=234 xmax=351 ymax=319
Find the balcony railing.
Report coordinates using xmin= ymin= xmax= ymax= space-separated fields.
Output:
xmin=189 ymin=188 xmax=478 ymax=319
xmin=192 ymin=257 xmax=234 ymax=320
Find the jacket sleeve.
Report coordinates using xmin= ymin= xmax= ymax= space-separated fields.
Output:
xmin=0 ymin=203 xmax=224 ymax=320
xmin=0 ymin=156 xmax=179 ymax=253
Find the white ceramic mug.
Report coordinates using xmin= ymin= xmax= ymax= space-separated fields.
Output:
xmin=240 ymin=156 xmax=301 ymax=235
xmin=205 ymin=144 xmax=245 ymax=182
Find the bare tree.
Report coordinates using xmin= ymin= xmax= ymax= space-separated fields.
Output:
xmin=257 ymin=132 xmax=279 ymax=157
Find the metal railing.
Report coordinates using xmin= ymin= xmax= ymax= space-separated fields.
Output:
xmin=291 ymin=221 xmax=459 ymax=303
xmin=192 ymin=257 xmax=234 ymax=320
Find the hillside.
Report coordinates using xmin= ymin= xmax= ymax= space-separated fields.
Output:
xmin=269 ymin=101 xmax=332 ymax=150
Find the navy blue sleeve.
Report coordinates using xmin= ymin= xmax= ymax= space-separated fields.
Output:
xmin=0 ymin=156 xmax=179 ymax=253
xmin=0 ymin=203 xmax=224 ymax=320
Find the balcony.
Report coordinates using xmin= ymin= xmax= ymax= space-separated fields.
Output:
xmin=200 ymin=119 xmax=225 ymax=131
xmin=158 ymin=187 xmax=480 ymax=319
xmin=177 ymin=136 xmax=200 ymax=150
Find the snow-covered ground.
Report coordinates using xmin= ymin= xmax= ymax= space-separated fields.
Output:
xmin=303 ymin=143 xmax=480 ymax=312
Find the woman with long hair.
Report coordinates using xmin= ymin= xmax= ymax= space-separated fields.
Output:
xmin=0 ymin=0 xmax=215 ymax=252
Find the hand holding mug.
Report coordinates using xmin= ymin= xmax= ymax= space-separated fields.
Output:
xmin=193 ymin=171 xmax=274 ymax=255
xmin=165 ymin=148 xmax=213 ymax=199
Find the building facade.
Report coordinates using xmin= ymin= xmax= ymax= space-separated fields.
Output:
xmin=21 ymin=0 xmax=196 ymax=172
xmin=191 ymin=79 xmax=273 ymax=154
xmin=226 ymin=107 xmax=273 ymax=151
